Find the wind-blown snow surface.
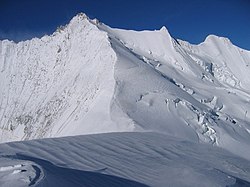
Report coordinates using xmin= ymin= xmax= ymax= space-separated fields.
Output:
xmin=0 ymin=132 xmax=250 ymax=187
xmin=1 ymin=13 xmax=250 ymax=161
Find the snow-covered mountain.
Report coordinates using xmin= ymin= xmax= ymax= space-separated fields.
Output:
xmin=1 ymin=12 xmax=250 ymax=186
xmin=1 ymin=13 xmax=250 ymax=158
xmin=0 ymin=13 xmax=250 ymax=155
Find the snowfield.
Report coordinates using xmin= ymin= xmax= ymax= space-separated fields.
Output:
xmin=0 ymin=132 xmax=250 ymax=187
xmin=0 ymin=13 xmax=250 ymax=186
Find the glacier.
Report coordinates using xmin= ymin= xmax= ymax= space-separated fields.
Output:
xmin=0 ymin=13 xmax=250 ymax=186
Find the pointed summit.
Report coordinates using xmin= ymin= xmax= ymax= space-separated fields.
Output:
xmin=159 ymin=26 xmax=171 ymax=36
xmin=61 ymin=12 xmax=96 ymax=34
xmin=68 ymin=13 xmax=101 ymax=29
xmin=160 ymin=26 xmax=168 ymax=32
xmin=69 ymin=12 xmax=90 ymax=24
xmin=159 ymin=26 xmax=172 ymax=42
xmin=76 ymin=12 xmax=88 ymax=19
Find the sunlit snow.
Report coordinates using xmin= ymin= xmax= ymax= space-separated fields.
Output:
xmin=0 ymin=13 xmax=250 ymax=186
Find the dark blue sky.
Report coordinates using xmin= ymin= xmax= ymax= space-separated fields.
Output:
xmin=0 ymin=0 xmax=250 ymax=50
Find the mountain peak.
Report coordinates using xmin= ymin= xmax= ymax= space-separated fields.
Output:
xmin=76 ymin=12 xmax=89 ymax=19
xmin=57 ymin=12 xmax=97 ymax=35
xmin=69 ymin=12 xmax=90 ymax=24
xmin=160 ymin=26 xmax=168 ymax=32
xmin=68 ymin=13 xmax=102 ymax=29
xmin=159 ymin=26 xmax=171 ymax=36
xmin=204 ymin=34 xmax=232 ymax=45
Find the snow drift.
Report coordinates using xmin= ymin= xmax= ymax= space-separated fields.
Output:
xmin=0 ymin=132 xmax=250 ymax=187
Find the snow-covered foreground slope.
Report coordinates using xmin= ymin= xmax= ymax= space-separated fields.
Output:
xmin=0 ymin=132 xmax=250 ymax=187
xmin=1 ymin=13 xmax=250 ymax=161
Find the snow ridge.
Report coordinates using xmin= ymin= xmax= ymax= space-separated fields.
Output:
xmin=0 ymin=14 xmax=119 ymax=142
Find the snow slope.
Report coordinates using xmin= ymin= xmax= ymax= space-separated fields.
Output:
xmin=0 ymin=132 xmax=250 ymax=187
xmin=0 ymin=13 xmax=131 ymax=142
xmin=0 ymin=13 xmax=250 ymax=161
xmin=99 ymin=23 xmax=250 ymax=160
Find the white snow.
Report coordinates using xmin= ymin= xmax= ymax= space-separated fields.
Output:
xmin=0 ymin=132 xmax=250 ymax=186
xmin=0 ymin=12 xmax=250 ymax=186
xmin=0 ymin=13 xmax=122 ymax=142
